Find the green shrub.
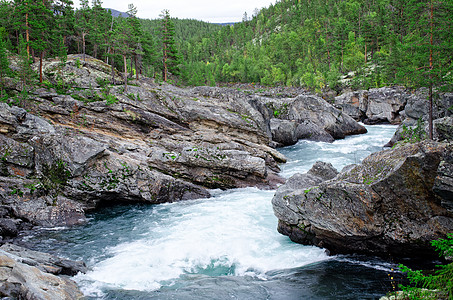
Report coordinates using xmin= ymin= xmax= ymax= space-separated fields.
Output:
xmin=96 ymin=77 xmax=109 ymax=88
xmin=396 ymin=234 xmax=453 ymax=299
xmin=104 ymin=93 xmax=118 ymax=105
xmin=41 ymin=159 xmax=71 ymax=197
xmin=402 ymin=118 xmax=426 ymax=143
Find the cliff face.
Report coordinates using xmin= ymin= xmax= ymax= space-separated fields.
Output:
xmin=0 ymin=85 xmax=283 ymax=229
xmin=273 ymin=141 xmax=453 ymax=258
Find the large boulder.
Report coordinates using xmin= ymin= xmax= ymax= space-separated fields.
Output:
xmin=273 ymin=141 xmax=453 ymax=258
xmin=334 ymin=90 xmax=368 ymax=121
xmin=0 ymin=244 xmax=85 ymax=299
xmin=273 ymin=161 xmax=339 ymax=228
xmin=265 ymin=93 xmax=367 ymax=146
xmin=334 ymin=86 xmax=408 ymax=124
xmin=387 ymin=90 xmax=453 ymax=146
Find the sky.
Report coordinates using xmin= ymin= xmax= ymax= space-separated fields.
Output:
xmin=73 ymin=0 xmax=278 ymax=23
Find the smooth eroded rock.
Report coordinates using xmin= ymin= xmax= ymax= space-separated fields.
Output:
xmin=273 ymin=141 xmax=453 ymax=258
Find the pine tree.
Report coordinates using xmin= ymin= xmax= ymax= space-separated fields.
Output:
xmin=112 ymin=16 xmax=134 ymax=92
xmin=127 ymin=3 xmax=143 ymax=80
xmin=17 ymin=35 xmax=35 ymax=106
xmin=28 ymin=0 xmax=53 ymax=83
xmin=75 ymin=0 xmax=91 ymax=62
xmin=53 ymin=0 xmax=75 ymax=52
xmin=396 ymin=0 xmax=453 ymax=139
xmin=160 ymin=9 xmax=181 ymax=82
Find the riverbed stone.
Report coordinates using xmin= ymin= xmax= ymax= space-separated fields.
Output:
xmin=0 ymin=254 xmax=84 ymax=299
xmin=265 ymin=93 xmax=367 ymax=146
xmin=334 ymin=87 xmax=408 ymax=124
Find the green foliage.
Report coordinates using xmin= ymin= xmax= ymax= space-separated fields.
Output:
xmin=401 ymin=118 xmax=427 ymax=143
xmin=161 ymin=9 xmax=182 ymax=81
xmin=41 ymin=159 xmax=71 ymax=197
xmin=104 ymin=93 xmax=118 ymax=105
xmin=0 ymin=0 xmax=451 ymax=92
xmin=0 ymin=35 xmax=10 ymax=98
xmin=10 ymin=188 xmax=24 ymax=197
xmin=397 ymin=234 xmax=453 ymax=299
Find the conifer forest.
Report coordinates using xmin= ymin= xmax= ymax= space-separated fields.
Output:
xmin=0 ymin=0 xmax=452 ymax=93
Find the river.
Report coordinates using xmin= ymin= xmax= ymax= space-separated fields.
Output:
xmin=25 ymin=124 xmax=402 ymax=299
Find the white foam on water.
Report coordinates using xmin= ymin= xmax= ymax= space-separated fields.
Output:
xmin=280 ymin=124 xmax=397 ymax=178
xmin=75 ymin=188 xmax=329 ymax=294
xmin=73 ymin=124 xmax=398 ymax=296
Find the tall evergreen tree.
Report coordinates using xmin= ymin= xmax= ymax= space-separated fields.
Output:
xmin=28 ymin=0 xmax=53 ymax=83
xmin=160 ymin=9 xmax=181 ymax=82
xmin=75 ymin=0 xmax=91 ymax=61
xmin=17 ymin=35 xmax=35 ymax=106
xmin=127 ymin=3 xmax=143 ymax=80
xmin=112 ymin=15 xmax=134 ymax=92
xmin=396 ymin=0 xmax=453 ymax=138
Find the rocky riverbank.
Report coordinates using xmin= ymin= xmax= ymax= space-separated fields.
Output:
xmin=273 ymin=140 xmax=453 ymax=258
xmin=1 ymin=54 xmax=451 ymax=298
xmin=0 ymin=243 xmax=86 ymax=299
xmin=0 ymin=55 xmax=372 ymax=298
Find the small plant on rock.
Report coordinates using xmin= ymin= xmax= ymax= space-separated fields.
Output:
xmin=395 ymin=233 xmax=453 ymax=299
xmin=104 ymin=93 xmax=118 ymax=105
xmin=40 ymin=159 xmax=71 ymax=197
xmin=401 ymin=118 xmax=427 ymax=143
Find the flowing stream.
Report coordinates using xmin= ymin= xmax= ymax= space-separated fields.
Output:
xmin=25 ymin=124 xmax=402 ymax=299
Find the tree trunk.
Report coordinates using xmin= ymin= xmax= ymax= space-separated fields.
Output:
xmin=39 ymin=51 xmax=43 ymax=83
xmin=163 ymin=42 xmax=168 ymax=82
xmin=123 ymin=54 xmax=128 ymax=92
xmin=82 ymin=33 xmax=86 ymax=62
xmin=365 ymin=44 xmax=367 ymax=64
xmin=111 ymin=52 xmax=115 ymax=84
xmin=26 ymin=13 xmax=30 ymax=58
xmin=135 ymin=54 xmax=138 ymax=80
xmin=106 ymin=16 xmax=114 ymax=65
xmin=428 ymin=0 xmax=434 ymax=139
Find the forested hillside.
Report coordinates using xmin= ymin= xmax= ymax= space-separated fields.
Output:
xmin=0 ymin=0 xmax=452 ymax=94
xmin=180 ymin=0 xmax=453 ymax=92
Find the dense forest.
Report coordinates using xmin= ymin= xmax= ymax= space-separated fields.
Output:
xmin=0 ymin=0 xmax=452 ymax=94
xmin=178 ymin=0 xmax=453 ymax=93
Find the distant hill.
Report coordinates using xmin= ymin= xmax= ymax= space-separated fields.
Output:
xmin=106 ymin=8 xmax=128 ymax=18
xmin=215 ymin=22 xmax=236 ymax=26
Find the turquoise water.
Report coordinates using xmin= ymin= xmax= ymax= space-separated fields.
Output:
xmin=27 ymin=124 xmax=402 ymax=299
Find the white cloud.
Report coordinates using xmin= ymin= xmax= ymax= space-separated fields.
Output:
xmin=73 ymin=0 xmax=276 ymax=23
